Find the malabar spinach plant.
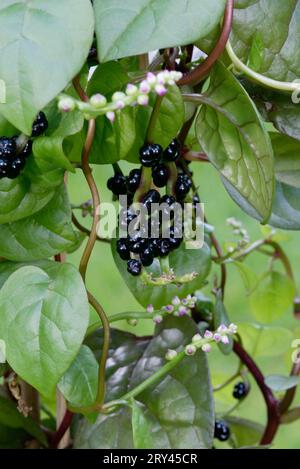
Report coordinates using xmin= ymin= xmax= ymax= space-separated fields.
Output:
xmin=0 ymin=0 xmax=300 ymax=449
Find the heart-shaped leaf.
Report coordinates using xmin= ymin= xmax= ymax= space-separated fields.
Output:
xmin=265 ymin=375 xmax=300 ymax=392
xmin=0 ymin=264 xmax=89 ymax=397
xmin=195 ymin=62 xmax=274 ymax=223
xmin=0 ymin=0 xmax=94 ymax=133
xmin=94 ymin=0 xmax=226 ymax=62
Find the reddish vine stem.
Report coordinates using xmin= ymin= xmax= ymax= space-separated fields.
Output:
xmin=178 ymin=0 xmax=234 ymax=86
xmin=233 ymin=341 xmax=280 ymax=445
xmin=49 ymin=410 xmax=73 ymax=448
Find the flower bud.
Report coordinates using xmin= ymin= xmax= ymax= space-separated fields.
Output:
xmin=153 ymin=314 xmax=163 ymax=324
xmin=155 ymin=84 xmax=167 ymax=96
xmin=140 ymin=80 xmax=151 ymax=94
xmin=192 ymin=333 xmax=202 ymax=346
xmin=126 ymin=84 xmax=138 ymax=96
xmin=90 ymin=93 xmax=107 ymax=108
xmin=185 ymin=344 xmax=197 ymax=356
xmin=204 ymin=330 xmax=213 ymax=339
xmin=106 ymin=111 xmax=115 ymax=122
xmin=58 ymin=97 xmax=75 ymax=112
xmin=202 ymin=343 xmax=211 ymax=353
xmin=137 ymin=94 xmax=149 ymax=106
xmin=146 ymin=304 xmax=154 ymax=313
xmin=165 ymin=349 xmax=178 ymax=361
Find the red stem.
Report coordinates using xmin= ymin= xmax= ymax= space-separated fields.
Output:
xmin=233 ymin=341 xmax=280 ymax=445
xmin=49 ymin=410 xmax=73 ymax=448
xmin=178 ymin=0 xmax=234 ymax=86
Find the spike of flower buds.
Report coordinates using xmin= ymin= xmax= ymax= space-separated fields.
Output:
xmin=165 ymin=349 xmax=178 ymax=361
xmin=185 ymin=344 xmax=197 ymax=356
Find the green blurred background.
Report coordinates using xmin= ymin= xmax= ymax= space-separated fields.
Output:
xmin=68 ymin=160 xmax=300 ymax=449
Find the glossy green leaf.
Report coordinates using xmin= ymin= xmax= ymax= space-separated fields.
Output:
xmin=250 ymin=271 xmax=295 ymax=323
xmin=231 ymin=0 xmax=300 ymax=81
xmin=260 ymin=92 xmax=300 ymax=142
xmin=0 ymin=184 xmax=83 ymax=261
xmin=112 ymin=240 xmax=211 ymax=308
xmin=0 ymin=259 xmax=57 ymax=290
xmin=271 ymin=133 xmax=300 ymax=188
xmin=0 ymin=264 xmax=89 ymax=397
xmin=195 ymin=62 xmax=274 ymax=223
xmin=270 ymin=181 xmax=300 ymax=230
xmin=58 ymin=345 xmax=98 ymax=408
xmin=0 ymin=395 xmax=47 ymax=445
xmin=226 ymin=416 xmax=263 ymax=449
xmin=0 ymin=150 xmax=64 ymax=225
xmin=265 ymin=375 xmax=300 ymax=392
xmin=131 ymin=399 xmax=158 ymax=449
xmin=75 ymin=317 xmax=214 ymax=449
xmin=237 ymin=322 xmax=293 ymax=358
xmin=94 ymin=0 xmax=226 ymax=62
xmin=0 ymin=0 xmax=94 ymax=133
xmin=0 ymin=340 xmax=5 ymax=363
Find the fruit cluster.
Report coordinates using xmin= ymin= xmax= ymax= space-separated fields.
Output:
xmin=0 ymin=112 xmax=48 ymax=180
xmin=107 ymin=139 xmax=193 ymax=276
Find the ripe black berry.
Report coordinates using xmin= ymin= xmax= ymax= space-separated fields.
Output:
xmin=142 ymin=189 xmax=160 ymax=211
xmin=163 ymin=138 xmax=181 ymax=162
xmin=0 ymin=137 xmax=17 ymax=159
xmin=139 ymin=143 xmax=163 ymax=167
xmin=0 ymin=159 xmax=9 ymax=178
xmin=31 ymin=111 xmax=48 ymax=137
xmin=107 ymin=174 xmax=127 ymax=195
xmin=140 ymin=246 xmax=154 ymax=267
xmin=214 ymin=420 xmax=230 ymax=442
xmin=127 ymin=168 xmax=141 ymax=193
xmin=117 ymin=239 xmax=131 ymax=261
xmin=168 ymin=226 xmax=183 ymax=250
xmin=152 ymin=164 xmax=169 ymax=188
xmin=119 ymin=208 xmax=137 ymax=231
xmin=175 ymin=174 xmax=192 ymax=200
xmin=19 ymin=140 xmax=33 ymax=159
xmin=157 ymin=238 xmax=171 ymax=257
xmin=127 ymin=259 xmax=142 ymax=276
xmin=149 ymin=238 xmax=160 ymax=257
xmin=232 ymin=382 xmax=247 ymax=400
xmin=128 ymin=237 xmax=148 ymax=254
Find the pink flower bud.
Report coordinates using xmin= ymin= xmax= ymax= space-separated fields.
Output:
xmin=155 ymin=84 xmax=167 ymax=96
xmin=172 ymin=296 xmax=181 ymax=306
xmin=126 ymin=84 xmax=138 ymax=96
xmin=140 ymin=80 xmax=151 ymax=94
xmin=153 ymin=314 xmax=163 ymax=324
xmin=178 ymin=306 xmax=188 ymax=316
xmin=213 ymin=333 xmax=222 ymax=343
xmin=163 ymin=305 xmax=174 ymax=313
xmin=221 ymin=336 xmax=230 ymax=345
xmin=106 ymin=111 xmax=115 ymax=122
xmin=146 ymin=72 xmax=157 ymax=85
xmin=146 ymin=304 xmax=154 ymax=313
xmin=204 ymin=330 xmax=213 ymax=339
xmin=202 ymin=344 xmax=211 ymax=353
xmin=185 ymin=344 xmax=197 ymax=356
xmin=137 ymin=94 xmax=149 ymax=106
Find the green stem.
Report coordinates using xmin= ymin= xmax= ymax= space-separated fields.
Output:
xmin=104 ymin=350 xmax=186 ymax=410
xmin=226 ymin=41 xmax=300 ymax=93
xmin=166 ymin=162 xmax=178 ymax=196
xmin=160 ymin=256 xmax=170 ymax=274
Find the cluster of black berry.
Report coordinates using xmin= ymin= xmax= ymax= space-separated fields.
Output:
xmin=107 ymin=139 xmax=193 ymax=276
xmin=214 ymin=420 xmax=230 ymax=442
xmin=0 ymin=112 xmax=48 ymax=180
xmin=232 ymin=381 xmax=248 ymax=400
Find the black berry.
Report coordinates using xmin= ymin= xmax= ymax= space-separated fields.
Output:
xmin=214 ymin=420 xmax=230 ymax=442
xmin=117 ymin=239 xmax=131 ymax=261
xmin=31 ymin=111 xmax=48 ymax=137
xmin=119 ymin=208 xmax=137 ymax=230
xmin=127 ymin=168 xmax=141 ymax=193
xmin=142 ymin=189 xmax=160 ymax=211
xmin=152 ymin=164 xmax=169 ymax=188
xmin=140 ymin=246 xmax=154 ymax=267
xmin=139 ymin=143 xmax=163 ymax=167
xmin=157 ymin=238 xmax=171 ymax=257
xmin=175 ymin=174 xmax=192 ymax=200
xmin=128 ymin=237 xmax=148 ymax=254
xmin=0 ymin=159 xmax=9 ymax=179
xmin=127 ymin=259 xmax=142 ymax=276
xmin=0 ymin=137 xmax=17 ymax=159
xmin=19 ymin=140 xmax=33 ymax=159
xmin=107 ymin=174 xmax=127 ymax=195
xmin=168 ymin=226 xmax=183 ymax=250
xmin=149 ymin=238 xmax=161 ymax=257
xmin=232 ymin=382 xmax=247 ymax=400
xmin=163 ymin=138 xmax=181 ymax=162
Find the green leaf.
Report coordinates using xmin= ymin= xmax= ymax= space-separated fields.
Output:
xmin=0 ymin=423 xmax=28 ymax=449
xmin=0 ymin=264 xmax=89 ymax=397
xmin=232 ymin=261 xmax=259 ymax=294
xmin=0 ymin=150 xmax=64 ymax=225
xmin=0 ymin=395 xmax=47 ymax=446
xmin=231 ymin=0 xmax=300 ymax=81
xmin=0 ymin=0 xmax=94 ymax=133
xmin=270 ymin=181 xmax=300 ymax=230
xmin=75 ymin=317 xmax=214 ymax=449
xmin=272 ymin=133 xmax=300 ymax=188
xmin=247 ymin=33 xmax=265 ymax=72
xmin=250 ymin=271 xmax=295 ymax=323
xmin=58 ymin=345 xmax=98 ymax=408
xmin=33 ymin=137 xmax=75 ymax=173
xmin=195 ymin=62 xmax=274 ymax=223
xmin=94 ymin=0 xmax=226 ymax=62
xmin=237 ymin=322 xmax=293 ymax=358
xmin=226 ymin=416 xmax=263 ymax=449
xmin=131 ymin=399 xmax=157 ymax=449
xmin=0 ymin=184 xmax=83 ymax=261
xmin=0 ymin=340 xmax=5 ymax=363
xmin=112 ymin=240 xmax=211 ymax=308
xmin=265 ymin=375 xmax=300 ymax=392
xmin=213 ymin=291 xmax=233 ymax=355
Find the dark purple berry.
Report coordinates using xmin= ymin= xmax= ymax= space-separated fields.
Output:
xmin=0 ymin=137 xmax=17 ymax=159
xmin=140 ymin=246 xmax=154 ymax=267
xmin=128 ymin=237 xmax=148 ymax=254
xmin=139 ymin=143 xmax=163 ymax=167
xmin=157 ymin=238 xmax=171 ymax=257
xmin=117 ymin=239 xmax=131 ymax=261
xmin=107 ymin=174 xmax=127 ymax=195
xmin=233 ymin=382 xmax=247 ymax=400
xmin=214 ymin=420 xmax=230 ymax=442
xmin=31 ymin=112 xmax=48 ymax=137
xmin=142 ymin=189 xmax=160 ymax=211
xmin=127 ymin=168 xmax=141 ymax=193
xmin=163 ymin=138 xmax=181 ymax=162
xmin=19 ymin=140 xmax=33 ymax=159
xmin=127 ymin=259 xmax=142 ymax=276
xmin=0 ymin=159 xmax=9 ymax=178
xmin=152 ymin=164 xmax=169 ymax=188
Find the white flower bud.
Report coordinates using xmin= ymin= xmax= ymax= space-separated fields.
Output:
xmin=90 ymin=93 xmax=107 ymax=108
xmin=153 ymin=314 xmax=163 ymax=324
xmin=58 ymin=97 xmax=75 ymax=112
xmin=165 ymin=349 xmax=178 ymax=361
xmin=202 ymin=343 xmax=211 ymax=353
xmin=185 ymin=344 xmax=197 ymax=356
